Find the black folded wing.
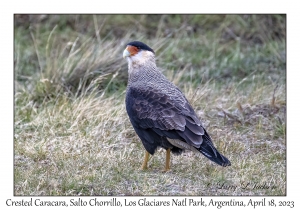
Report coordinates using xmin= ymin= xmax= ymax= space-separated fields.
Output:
xmin=126 ymin=85 xmax=204 ymax=148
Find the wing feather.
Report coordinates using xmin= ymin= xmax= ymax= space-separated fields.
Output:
xmin=126 ymin=85 xmax=204 ymax=149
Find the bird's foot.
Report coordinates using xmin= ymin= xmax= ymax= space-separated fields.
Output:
xmin=162 ymin=168 xmax=171 ymax=173
xmin=140 ymin=164 xmax=148 ymax=170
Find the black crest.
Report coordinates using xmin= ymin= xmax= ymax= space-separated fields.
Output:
xmin=127 ymin=41 xmax=155 ymax=54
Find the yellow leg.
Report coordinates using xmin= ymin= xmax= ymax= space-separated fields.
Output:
xmin=141 ymin=151 xmax=150 ymax=170
xmin=165 ymin=148 xmax=171 ymax=171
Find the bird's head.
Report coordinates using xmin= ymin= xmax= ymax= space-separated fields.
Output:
xmin=123 ymin=41 xmax=155 ymax=67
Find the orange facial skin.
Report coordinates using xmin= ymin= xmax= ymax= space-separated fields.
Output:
xmin=126 ymin=45 xmax=139 ymax=57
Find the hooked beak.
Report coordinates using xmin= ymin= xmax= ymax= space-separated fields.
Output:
xmin=123 ymin=48 xmax=130 ymax=59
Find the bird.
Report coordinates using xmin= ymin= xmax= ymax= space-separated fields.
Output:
xmin=123 ymin=41 xmax=231 ymax=171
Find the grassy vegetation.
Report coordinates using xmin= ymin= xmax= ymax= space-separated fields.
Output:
xmin=14 ymin=14 xmax=286 ymax=196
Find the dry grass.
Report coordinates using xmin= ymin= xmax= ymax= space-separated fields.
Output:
xmin=14 ymin=14 xmax=286 ymax=196
xmin=14 ymin=79 xmax=285 ymax=196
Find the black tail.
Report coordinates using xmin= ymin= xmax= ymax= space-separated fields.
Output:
xmin=198 ymin=133 xmax=231 ymax=167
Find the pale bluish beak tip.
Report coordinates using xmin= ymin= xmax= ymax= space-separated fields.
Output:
xmin=123 ymin=49 xmax=130 ymax=58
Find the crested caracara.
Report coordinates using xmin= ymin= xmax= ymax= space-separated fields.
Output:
xmin=123 ymin=41 xmax=231 ymax=171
